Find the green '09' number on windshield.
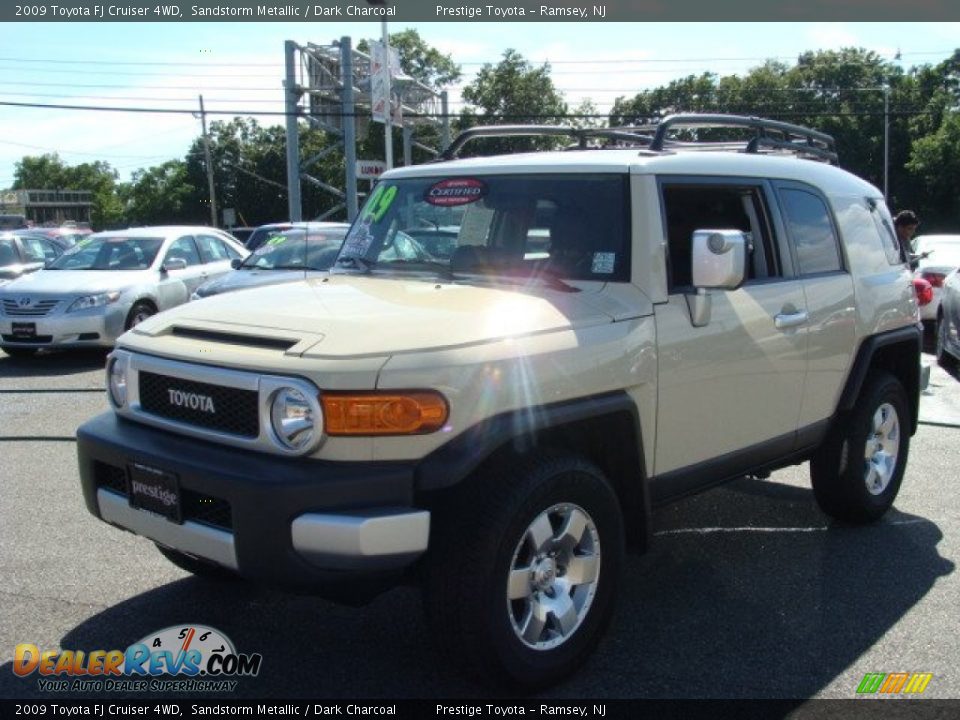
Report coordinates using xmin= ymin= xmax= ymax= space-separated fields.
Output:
xmin=362 ymin=184 xmax=397 ymax=224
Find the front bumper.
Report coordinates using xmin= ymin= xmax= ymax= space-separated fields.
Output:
xmin=77 ymin=412 xmax=429 ymax=598
xmin=0 ymin=304 xmax=126 ymax=348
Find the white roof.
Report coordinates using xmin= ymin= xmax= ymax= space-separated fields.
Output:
xmin=386 ymin=148 xmax=880 ymax=198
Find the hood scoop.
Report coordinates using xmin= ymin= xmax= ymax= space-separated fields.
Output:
xmin=170 ymin=326 xmax=299 ymax=352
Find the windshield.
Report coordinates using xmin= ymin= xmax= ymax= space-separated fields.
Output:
xmin=47 ymin=236 xmax=163 ymax=271
xmin=336 ymin=174 xmax=631 ymax=283
xmin=241 ymin=228 xmax=347 ymax=271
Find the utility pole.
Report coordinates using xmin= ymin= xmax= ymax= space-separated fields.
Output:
xmin=883 ymin=84 xmax=890 ymax=202
xmin=284 ymin=40 xmax=302 ymax=222
xmin=382 ymin=21 xmax=393 ymax=170
xmin=198 ymin=95 xmax=218 ymax=227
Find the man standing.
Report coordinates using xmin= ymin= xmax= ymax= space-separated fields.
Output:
xmin=894 ymin=210 xmax=920 ymax=267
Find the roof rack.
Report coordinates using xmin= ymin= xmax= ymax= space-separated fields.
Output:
xmin=438 ymin=125 xmax=657 ymax=161
xmin=649 ymin=114 xmax=837 ymax=164
xmin=439 ymin=113 xmax=838 ymax=164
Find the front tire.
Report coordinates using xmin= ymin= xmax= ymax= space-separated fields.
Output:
xmin=424 ymin=452 xmax=624 ymax=689
xmin=810 ymin=372 xmax=910 ymax=523
xmin=125 ymin=301 xmax=156 ymax=330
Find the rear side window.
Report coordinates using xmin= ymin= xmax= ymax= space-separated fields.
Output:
xmin=779 ymin=188 xmax=842 ymax=275
xmin=869 ymin=202 xmax=904 ymax=266
xmin=196 ymin=234 xmax=237 ymax=262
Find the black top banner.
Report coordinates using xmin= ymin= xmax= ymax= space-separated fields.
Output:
xmin=2 ymin=0 xmax=959 ymax=22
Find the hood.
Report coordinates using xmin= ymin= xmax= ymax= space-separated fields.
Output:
xmin=0 ymin=268 xmax=153 ymax=295
xmin=133 ymin=275 xmax=617 ymax=358
xmin=197 ymin=268 xmax=322 ymax=297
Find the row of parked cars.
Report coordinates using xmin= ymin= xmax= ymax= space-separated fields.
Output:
xmin=0 ymin=221 xmax=349 ymax=358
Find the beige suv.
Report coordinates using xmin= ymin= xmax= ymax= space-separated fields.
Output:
xmin=76 ymin=115 xmax=922 ymax=688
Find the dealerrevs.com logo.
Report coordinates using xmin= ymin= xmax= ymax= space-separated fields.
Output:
xmin=13 ymin=625 xmax=262 ymax=693
xmin=856 ymin=672 xmax=933 ymax=696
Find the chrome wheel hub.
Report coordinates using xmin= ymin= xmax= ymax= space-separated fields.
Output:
xmin=506 ymin=503 xmax=600 ymax=651
xmin=864 ymin=402 xmax=900 ymax=496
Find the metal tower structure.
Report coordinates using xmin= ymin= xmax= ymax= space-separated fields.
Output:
xmin=284 ymin=37 xmax=451 ymax=222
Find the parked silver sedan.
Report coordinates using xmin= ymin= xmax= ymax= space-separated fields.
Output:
xmin=0 ymin=226 xmax=247 ymax=357
xmin=937 ymin=268 xmax=960 ymax=371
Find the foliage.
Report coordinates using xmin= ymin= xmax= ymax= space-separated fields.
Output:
xmin=458 ymin=49 xmax=568 ymax=155
xmin=12 ymin=154 xmax=124 ymax=229
xmin=9 ymin=45 xmax=960 ymax=229
xmin=121 ymin=160 xmax=195 ymax=226
xmin=357 ymin=29 xmax=461 ymax=89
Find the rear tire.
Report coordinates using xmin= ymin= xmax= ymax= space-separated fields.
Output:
xmin=156 ymin=544 xmax=238 ymax=582
xmin=810 ymin=372 xmax=909 ymax=523
xmin=424 ymin=452 xmax=624 ymax=689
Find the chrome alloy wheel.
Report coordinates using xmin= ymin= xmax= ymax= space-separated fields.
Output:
xmin=506 ymin=503 xmax=601 ymax=651
xmin=864 ymin=402 xmax=900 ymax=496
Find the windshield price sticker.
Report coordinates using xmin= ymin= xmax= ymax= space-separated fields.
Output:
xmin=425 ymin=178 xmax=488 ymax=207
xmin=361 ymin=184 xmax=398 ymax=224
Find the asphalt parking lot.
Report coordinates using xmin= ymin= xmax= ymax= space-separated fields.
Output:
xmin=0 ymin=348 xmax=958 ymax=701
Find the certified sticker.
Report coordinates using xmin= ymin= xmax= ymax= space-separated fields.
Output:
xmin=424 ymin=178 xmax=487 ymax=207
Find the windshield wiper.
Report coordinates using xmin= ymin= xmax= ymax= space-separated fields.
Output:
xmin=458 ymin=265 xmax=580 ymax=293
xmin=335 ymin=255 xmax=376 ymax=273
xmin=377 ymin=259 xmax=454 ymax=282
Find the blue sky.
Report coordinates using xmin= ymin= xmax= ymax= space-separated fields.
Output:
xmin=0 ymin=21 xmax=957 ymax=188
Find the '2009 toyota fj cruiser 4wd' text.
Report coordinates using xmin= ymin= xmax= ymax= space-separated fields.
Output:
xmin=77 ymin=115 xmax=922 ymax=687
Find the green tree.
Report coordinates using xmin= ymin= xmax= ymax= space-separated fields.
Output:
xmin=357 ymin=29 xmax=461 ymax=88
xmin=121 ymin=160 xmax=195 ymax=226
xmin=13 ymin=153 xmax=123 ymax=229
xmin=458 ymin=49 xmax=568 ymax=155
xmin=906 ymin=110 xmax=960 ymax=229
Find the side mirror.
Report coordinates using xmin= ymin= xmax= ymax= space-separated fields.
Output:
xmin=686 ymin=229 xmax=749 ymax=328
xmin=691 ymin=230 xmax=748 ymax=290
xmin=230 ymin=257 xmax=243 ymax=270
xmin=162 ymin=257 xmax=187 ymax=272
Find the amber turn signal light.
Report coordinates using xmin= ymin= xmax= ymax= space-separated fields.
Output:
xmin=321 ymin=391 xmax=449 ymax=436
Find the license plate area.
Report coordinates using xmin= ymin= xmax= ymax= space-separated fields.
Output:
xmin=11 ymin=322 xmax=36 ymax=339
xmin=127 ymin=463 xmax=182 ymax=523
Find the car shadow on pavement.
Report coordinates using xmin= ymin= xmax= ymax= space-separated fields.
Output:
xmin=0 ymin=477 xmax=952 ymax=700
xmin=0 ymin=348 xmax=109 ymax=378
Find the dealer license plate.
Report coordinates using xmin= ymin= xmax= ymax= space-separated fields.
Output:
xmin=127 ymin=463 xmax=182 ymax=523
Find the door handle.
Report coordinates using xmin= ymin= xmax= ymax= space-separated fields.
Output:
xmin=775 ymin=310 xmax=809 ymax=330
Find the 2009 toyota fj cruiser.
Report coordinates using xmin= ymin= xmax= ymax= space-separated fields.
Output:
xmin=77 ymin=115 xmax=922 ymax=688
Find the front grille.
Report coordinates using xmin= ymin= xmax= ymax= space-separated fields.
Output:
xmin=2 ymin=299 xmax=59 ymax=317
xmin=94 ymin=462 xmax=233 ymax=531
xmin=138 ymin=371 xmax=259 ymax=438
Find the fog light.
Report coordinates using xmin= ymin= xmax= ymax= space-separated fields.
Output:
xmin=107 ymin=356 xmax=127 ymax=408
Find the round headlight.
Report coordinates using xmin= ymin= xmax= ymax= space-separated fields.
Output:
xmin=107 ymin=356 xmax=127 ymax=407
xmin=270 ymin=387 xmax=317 ymax=451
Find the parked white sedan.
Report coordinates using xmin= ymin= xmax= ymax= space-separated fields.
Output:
xmin=0 ymin=226 xmax=247 ymax=357
xmin=913 ymin=234 xmax=960 ymax=323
